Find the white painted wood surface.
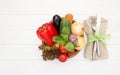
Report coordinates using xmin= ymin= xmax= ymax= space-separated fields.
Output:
xmin=0 ymin=0 xmax=120 ymax=75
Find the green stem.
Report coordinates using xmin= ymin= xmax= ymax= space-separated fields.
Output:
xmin=42 ymin=26 xmax=47 ymax=30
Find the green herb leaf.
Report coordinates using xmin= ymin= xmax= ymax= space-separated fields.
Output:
xmin=60 ymin=34 xmax=68 ymax=41
xmin=53 ymin=36 xmax=66 ymax=45
xmin=65 ymin=42 xmax=74 ymax=52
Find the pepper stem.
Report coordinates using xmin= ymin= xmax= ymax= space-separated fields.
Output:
xmin=42 ymin=26 xmax=47 ymax=30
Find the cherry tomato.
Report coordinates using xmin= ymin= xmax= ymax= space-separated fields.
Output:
xmin=67 ymin=50 xmax=77 ymax=57
xmin=58 ymin=54 xmax=67 ymax=62
xmin=59 ymin=46 xmax=68 ymax=53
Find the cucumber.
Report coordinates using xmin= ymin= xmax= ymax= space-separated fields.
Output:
xmin=60 ymin=18 xmax=71 ymax=41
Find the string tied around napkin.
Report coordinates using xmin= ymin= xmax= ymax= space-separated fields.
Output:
xmin=88 ymin=31 xmax=111 ymax=45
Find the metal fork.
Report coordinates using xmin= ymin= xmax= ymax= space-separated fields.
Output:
xmin=92 ymin=25 xmax=100 ymax=57
xmin=92 ymin=17 xmax=101 ymax=59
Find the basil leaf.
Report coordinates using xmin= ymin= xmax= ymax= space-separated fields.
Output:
xmin=65 ymin=42 xmax=74 ymax=52
xmin=60 ymin=34 xmax=68 ymax=41
xmin=53 ymin=36 xmax=66 ymax=45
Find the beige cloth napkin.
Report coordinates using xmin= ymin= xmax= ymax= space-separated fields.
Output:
xmin=84 ymin=16 xmax=108 ymax=60
xmin=97 ymin=18 xmax=108 ymax=59
xmin=84 ymin=17 xmax=96 ymax=59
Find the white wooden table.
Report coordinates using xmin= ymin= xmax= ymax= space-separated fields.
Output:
xmin=0 ymin=0 xmax=120 ymax=75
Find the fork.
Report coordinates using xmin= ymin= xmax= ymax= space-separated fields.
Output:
xmin=92 ymin=25 xmax=100 ymax=57
xmin=92 ymin=17 xmax=101 ymax=59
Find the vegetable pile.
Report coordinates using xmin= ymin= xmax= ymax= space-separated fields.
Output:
xmin=37 ymin=13 xmax=85 ymax=62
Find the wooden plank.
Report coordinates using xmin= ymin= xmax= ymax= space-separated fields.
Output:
xmin=0 ymin=0 xmax=119 ymax=14
xmin=0 ymin=31 xmax=118 ymax=45
xmin=0 ymin=28 xmax=119 ymax=46
xmin=0 ymin=45 xmax=42 ymax=60
xmin=0 ymin=0 xmax=120 ymax=75
xmin=0 ymin=44 xmax=119 ymax=61
xmin=0 ymin=14 xmax=119 ymax=45
xmin=0 ymin=60 xmax=120 ymax=75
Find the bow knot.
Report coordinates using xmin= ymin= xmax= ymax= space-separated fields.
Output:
xmin=88 ymin=31 xmax=111 ymax=45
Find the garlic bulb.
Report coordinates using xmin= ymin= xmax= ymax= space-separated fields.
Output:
xmin=69 ymin=34 xmax=78 ymax=45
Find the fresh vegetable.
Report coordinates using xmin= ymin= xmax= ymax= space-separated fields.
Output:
xmin=65 ymin=42 xmax=74 ymax=52
xmin=58 ymin=54 xmax=67 ymax=62
xmin=60 ymin=18 xmax=71 ymax=41
xmin=53 ymin=18 xmax=74 ymax=52
xmin=59 ymin=45 xmax=68 ymax=53
xmin=53 ymin=35 xmax=74 ymax=52
xmin=39 ymin=43 xmax=60 ymax=61
xmin=53 ymin=35 xmax=67 ymax=45
xmin=67 ymin=50 xmax=77 ymax=57
xmin=75 ymin=36 xmax=85 ymax=50
xmin=53 ymin=15 xmax=61 ymax=34
xmin=69 ymin=34 xmax=78 ymax=45
xmin=37 ymin=14 xmax=86 ymax=62
xmin=65 ymin=13 xmax=73 ymax=24
xmin=42 ymin=48 xmax=60 ymax=61
xmin=37 ymin=23 xmax=58 ymax=46
xmin=71 ymin=22 xmax=84 ymax=36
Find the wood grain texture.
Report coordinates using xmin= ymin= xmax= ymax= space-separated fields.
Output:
xmin=0 ymin=0 xmax=120 ymax=75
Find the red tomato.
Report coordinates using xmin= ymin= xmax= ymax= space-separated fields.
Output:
xmin=58 ymin=54 xmax=67 ymax=62
xmin=59 ymin=46 xmax=68 ymax=53
xmin=67 ymin=50 xmax=77 ymax=57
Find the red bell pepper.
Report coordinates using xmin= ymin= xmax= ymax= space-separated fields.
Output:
xmin=36 ymin=23 xmax=58 ymax=46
